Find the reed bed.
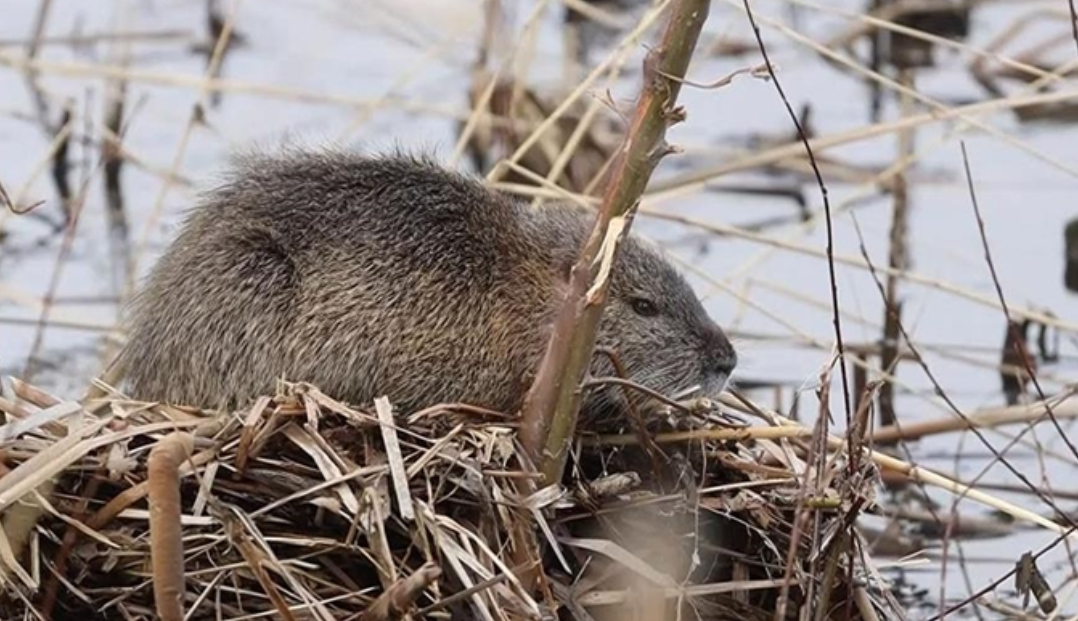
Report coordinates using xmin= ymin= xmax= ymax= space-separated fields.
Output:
xmin=0 ymin=373 xmax=924 ymax=621
xmin=4 ymin=372 xmax=1075 ymax=620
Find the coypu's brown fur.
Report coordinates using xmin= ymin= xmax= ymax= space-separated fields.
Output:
xmin=119 ymin=150 xmax=736 ymax=425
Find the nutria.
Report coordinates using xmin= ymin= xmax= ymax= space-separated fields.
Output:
xmin=118 ymin=149 xmax=737 ymax=427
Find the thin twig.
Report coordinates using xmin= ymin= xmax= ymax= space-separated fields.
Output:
xmin=414 ymin=569 xmax=516 ymax=616
xmin=847 ymin=215 xmax=1078 ymax=530
xmin=582 ymin=376 xmax=691 ymax=414
xmin=589 ymin=349 xmax=669 ymax=478
xmin=959 ymin=141 xmax=1078 ymax=464
xmin=0 ymin=179 xmax=44 ymax=214
xmin=740 ymin=0 xmax=853 ymax=434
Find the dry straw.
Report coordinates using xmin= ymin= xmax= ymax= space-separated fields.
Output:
xmin=3 ymin=370 xmax=1073 ymax=619
xmin=1 ymin=375 xmax=915 ymax=621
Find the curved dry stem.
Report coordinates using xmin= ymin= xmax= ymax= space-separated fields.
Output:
xmin=147 ymin=431 xmax=195 ymax=621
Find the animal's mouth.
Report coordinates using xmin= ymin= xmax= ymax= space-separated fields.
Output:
xmin=671 ymin=371 xmax=731 ymax=403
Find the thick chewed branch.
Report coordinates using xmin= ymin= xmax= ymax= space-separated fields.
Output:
xmin=519 ymin=0 xmax=712 ymax=485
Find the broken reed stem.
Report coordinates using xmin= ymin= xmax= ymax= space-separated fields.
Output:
xmin=589 ymin=390 xmax=1078 ymax=445
xmin=878 ymin=67 xmax=915 ymax=434
xmin=362 ymin=561 xmax=442 ymax=621
xmin=519 ymin=0 xmax=710 ymax=485
xmin=147 ymin=431 xmax=194 ymax=621
xmin=584 ymin=390 xmax=1078 ymax=540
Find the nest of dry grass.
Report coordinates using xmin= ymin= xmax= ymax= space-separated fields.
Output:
xmin=0 ymin=376 xmax=904 ymax=621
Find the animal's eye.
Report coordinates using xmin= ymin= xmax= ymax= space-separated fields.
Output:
xmin=629 ymin=297 xmax=659 ymax=317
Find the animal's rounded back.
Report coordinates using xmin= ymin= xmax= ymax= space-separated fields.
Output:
xmin=118 ymin=150 xmax=737 ymax=426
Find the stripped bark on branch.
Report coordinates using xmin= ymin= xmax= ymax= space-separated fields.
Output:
xmin=519 ymin=0 xmax=712 ymax=485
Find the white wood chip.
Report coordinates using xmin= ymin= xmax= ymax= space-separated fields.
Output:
xmin=586 ymin=215 xmax=627 ymax=303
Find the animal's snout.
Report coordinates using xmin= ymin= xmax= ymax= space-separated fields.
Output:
xmin=702 ymin=322 xmax=737 ymax=377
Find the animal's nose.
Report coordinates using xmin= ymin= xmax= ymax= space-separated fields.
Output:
xmin=709 ymin=350 xmax=737 ymax=377
xmin=703 ymin=323 xmax=737 ymax=376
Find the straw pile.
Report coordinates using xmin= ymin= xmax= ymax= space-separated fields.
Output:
xmin=0 ymin=375 xmax=904 ymax=621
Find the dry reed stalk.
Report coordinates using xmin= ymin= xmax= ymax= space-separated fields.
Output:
xmin=645 ymin=211 xmax=1078 ymax=333
xmin=0 ymin=471 xmax=52 ymax=588
xmin=870 ymin=390 xmax=1078 ymax=443
xmin=803 ymin=0 xmax=1059 ymax=84
xmin=375 ymin=397 xmax=415 ymax=522
xmin=462 ymin=76 xmax=618 ymax=195
xmin=0 ymin=51 xmax=502 ymax=126
xmin=969 ymin=9 xmax=1077 ymax=90
xmin=0 ymin=315 xmax=114 ymax=333
xmin=822 ymin=0 xmax=970 ymax=67
xmin=742 ymin=4 xmax=1078 ymax=180
xmin=147 ymin=432 xmax=194 ymax=621
xmin=95 ymin=124 xmax=197 ymax=188
xmin=520 ymin=0 xmax=710 ymax=485
xmin=877 ymin=67 xmax=916 ymax=434
xmin=0 ymin=28 xmax=192 ymax=48
xmin=485 ymin=0 xmax=672 ymax=187
xmin=645 ymin=84 xmax=1078 ymax=198
xmin=710 ymin=394 xmax=1078 ymax=541
xmin=123 ymin=0 xmax=242 ymax=306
